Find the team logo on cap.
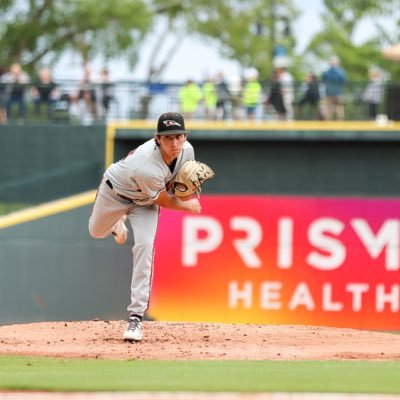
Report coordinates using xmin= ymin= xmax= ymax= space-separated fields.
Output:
xmin=163 ymin=120 xmax=181 ymax=127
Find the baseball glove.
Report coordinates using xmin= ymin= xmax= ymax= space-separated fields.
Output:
xmin=173 ymin=160 xmax=215 ymax=198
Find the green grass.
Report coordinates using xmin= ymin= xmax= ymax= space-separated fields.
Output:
xmin=1 ymin=356 xmax=400 ymax=393
xmin=0 ymin=202 xmax=33 ymax=215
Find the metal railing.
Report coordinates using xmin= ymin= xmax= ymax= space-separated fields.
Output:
xmin=0 ymin=80 xmax=398 ymax=124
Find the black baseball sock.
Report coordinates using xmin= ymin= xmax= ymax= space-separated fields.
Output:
xmin=130 ymin=313 xmax=142 ymax=321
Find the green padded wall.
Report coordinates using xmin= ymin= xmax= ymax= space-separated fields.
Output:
xmin=0 ymin=124 xmax=105 ymax=204
xmin=0 ymin=205 xmax=133 ymax=324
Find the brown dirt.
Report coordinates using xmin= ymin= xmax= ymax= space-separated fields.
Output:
xmin=0 ymin=321 xmax=399 ymax=361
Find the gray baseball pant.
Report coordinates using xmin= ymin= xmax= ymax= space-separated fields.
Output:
xmin=88 ymin=178 xmax=160 ymax=317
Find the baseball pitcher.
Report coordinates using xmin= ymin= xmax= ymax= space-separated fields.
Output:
xmin=88 ymin=112 xmax=214 ymax=341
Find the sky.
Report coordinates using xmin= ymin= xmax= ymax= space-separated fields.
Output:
xmin=52 ymin=0 xmax=392 ymax=83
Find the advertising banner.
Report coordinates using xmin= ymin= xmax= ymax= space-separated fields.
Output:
xmin=151 ymin=195 xmax=400 ymax=329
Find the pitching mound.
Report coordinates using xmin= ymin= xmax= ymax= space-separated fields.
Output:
xmin=0 ymin=321 xmax=399 ymax=360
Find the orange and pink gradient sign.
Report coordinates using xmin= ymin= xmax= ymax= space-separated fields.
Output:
xmin=151 ymin=195 xmax=400 ymax=330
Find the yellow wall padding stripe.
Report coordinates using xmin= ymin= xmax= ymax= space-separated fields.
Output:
xmin=105 ymin=123 xmax=116 ymax=169
xmin=0 ymin=190 xmax=97 ymax=229
xmin=107 ymin=119 xmax=400 ymax=132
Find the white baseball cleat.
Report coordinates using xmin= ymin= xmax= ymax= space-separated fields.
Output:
xmin=112 ymin=216 xmax=128 ymax=245
xmin=123 ymin=316 xmax=143 ymax=341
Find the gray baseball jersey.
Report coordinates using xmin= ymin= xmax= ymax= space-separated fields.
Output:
xmin=89 ymin=137 xmax=195 ymax=318
xmin=105 ymin=138 xmax=195 ymax=204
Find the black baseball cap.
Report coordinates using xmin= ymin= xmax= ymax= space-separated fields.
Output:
xmin=156 ymin=112 xmax=190 ymax=135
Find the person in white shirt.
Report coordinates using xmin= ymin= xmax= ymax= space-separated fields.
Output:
xmin=363 ymin=67 xmax=384 ymax=120
xmin=273 ymin=57 xmax=294 ymax=121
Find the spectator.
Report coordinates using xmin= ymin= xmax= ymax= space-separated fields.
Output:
xmin=52 ymin=92 xmax=71 ymax=122
xmin=274 ymin=57 xmax=294 ymax=120
xmin=2 ymin=63 xmax=30 ymax=122
xmin=321 ymin=55 xmax=347 ymax=120
xmin=202 ymin=76 xmax=217 ymax=120
xmin=228 ymin=75 xmax=243 ymax=120
xmin=31 ymin=67 xmax=59 ymax=120
xmin=296 ymin=73 xmax=324 ymax=120
xmin=0 ymin=65 xmax=7 ymax=124
xmin=215 ymin=72 xmax=231 ymax=120
xmin=265 ymin=69 xmax=286 ymax=120
xmin=362 ymin=67 xmax=384 ymax=120
xmin=242 ymin=68 xmax=262 ymax=121
xmin=97 ymin=67 xmax=115 ymax=120
xmin=74 ymin=65 xmax=97 ymax=122
xmin=179 ymin=79 xmax=202 ymax=120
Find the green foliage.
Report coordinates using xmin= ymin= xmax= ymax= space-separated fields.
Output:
xmin=183 ymin=0 xmax=299 ymax=78
xmin=304 ymin=0 xmax=400 ymax=81
xmin=0 ymin=0 xmax=400 ymax=82
xmin=0 ymin=0 xmax=153 ymax=74
xmin=0 ymin=202 xmax=31 ymax=216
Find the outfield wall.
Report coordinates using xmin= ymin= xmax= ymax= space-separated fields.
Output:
xmin=0 ymin=202 xmax=132 ymax=323
xmin=0 ymin=124 xmax=105 ymax=205
xmin=1 ymin=122 xmax=400 ymax=327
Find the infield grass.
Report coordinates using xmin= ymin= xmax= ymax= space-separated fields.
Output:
xmin=0 ymin=356 xmax=400 ymax=393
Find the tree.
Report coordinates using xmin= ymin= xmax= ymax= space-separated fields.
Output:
xmin=0 ymin=0 xmax=300 ymax=82
xmin=0 ymin=0 xmax=153 ymax=74
xmin=182 ymin=0 xmax=299 ymax=79
xmin=139 ymin=0 xmax=299 ymax=82
xmin=304 ymin=0 xmax=400 ymax=81
xmin=3 ymin=0 xmax=398 ymax=86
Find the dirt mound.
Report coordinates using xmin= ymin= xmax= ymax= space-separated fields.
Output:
xmin=0 ymin=321 xmax=399 ymax=360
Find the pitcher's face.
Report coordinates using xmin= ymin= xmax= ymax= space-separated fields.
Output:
xmin=157 ymin=134 xmax=187 ymax=164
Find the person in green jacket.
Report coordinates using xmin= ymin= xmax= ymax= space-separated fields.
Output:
xmin=179 ymin=79 xmax=202 ymax=119
xmin=242 ymin=68 xmax=262 ymax=121
xmin=202 ymin=77 xmax=217 ymax=120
